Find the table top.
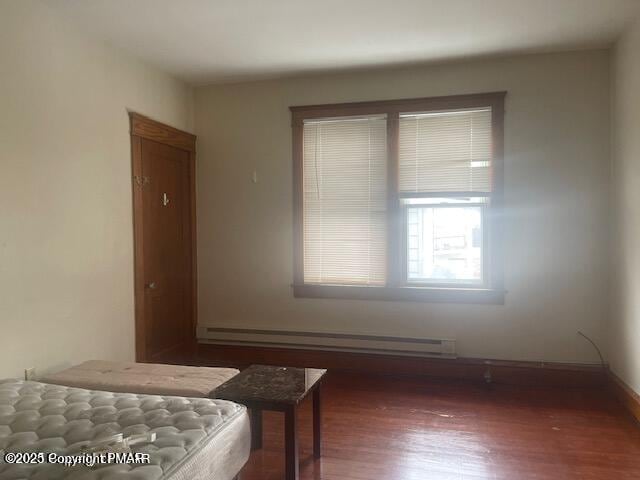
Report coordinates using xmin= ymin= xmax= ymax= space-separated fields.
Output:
xmin=212 ymin=364 xmax=327 ymax=406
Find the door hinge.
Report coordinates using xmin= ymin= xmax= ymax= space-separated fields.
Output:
xmin=134 ymin=175 xmax=150 ymax=187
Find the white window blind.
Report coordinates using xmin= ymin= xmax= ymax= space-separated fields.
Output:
xmin=399 ymin=108 xmax=492 ymax=194
xmin=303 ymin=115 xmax=387 ymax=285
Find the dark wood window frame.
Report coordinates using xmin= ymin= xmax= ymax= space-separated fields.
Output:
xmin=290 ymin=92 xmax=506 ymax=304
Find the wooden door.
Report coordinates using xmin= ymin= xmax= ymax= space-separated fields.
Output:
xmin=130 ymin=113 xmax=197 ymax=363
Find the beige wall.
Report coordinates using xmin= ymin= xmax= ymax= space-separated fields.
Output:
xmin=0 ymin=0 xmax=193 ymax=379
xmin=195 ymin=50 xmax=610 ymax=363
xmin=610 ymin=17 xmax=640 ymax=394
xmin=0 ymin=0 xmax=615 ymax=375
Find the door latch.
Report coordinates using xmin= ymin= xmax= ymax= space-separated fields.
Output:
xmin=162 ymin=193 xmax=170 ymax=206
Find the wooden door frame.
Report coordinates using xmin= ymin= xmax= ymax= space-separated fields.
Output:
xmin=129 ymin=112 xmax=197 ymax=362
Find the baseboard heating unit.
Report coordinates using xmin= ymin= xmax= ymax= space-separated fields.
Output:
xmin=197 ymin=327 xmax=457 ymax=358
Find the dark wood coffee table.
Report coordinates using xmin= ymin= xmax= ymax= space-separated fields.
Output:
xmin=212 ymin=364 xmax=327 ymax=480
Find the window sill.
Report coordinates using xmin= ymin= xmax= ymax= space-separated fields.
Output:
xmin=293 ymin=284 xmax=505 ymax=304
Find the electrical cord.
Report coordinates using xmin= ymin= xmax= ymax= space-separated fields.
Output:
xmin=578 ymin=331 xmax=606 ymax=368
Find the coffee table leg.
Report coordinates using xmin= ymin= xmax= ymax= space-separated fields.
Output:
xmin=313 ymin=386 xmax=322 ymax=459
xmin=250 ymin=408 xmax=262 ymax=451
xmin=284 ymin=406 xmax=299 ymax=480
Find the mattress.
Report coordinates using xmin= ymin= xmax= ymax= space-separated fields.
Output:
xmin=0 ymin=379 xmax=250 ymax=480
xmin=41 ymin=360 xmax=239 ymax=398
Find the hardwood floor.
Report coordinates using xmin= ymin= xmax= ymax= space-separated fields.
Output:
xmin=239 ymin=372 xmax=640 ymax=480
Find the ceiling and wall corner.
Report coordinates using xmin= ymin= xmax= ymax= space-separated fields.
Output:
xmin=43 ymin=0 xmax=640 ymax=85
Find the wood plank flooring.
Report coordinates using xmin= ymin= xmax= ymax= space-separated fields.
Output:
xmin=239 ymin=372 xmax=640 ymax=480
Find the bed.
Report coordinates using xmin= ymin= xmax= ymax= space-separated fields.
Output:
xmin=0 ymin=379 xmax=250 ymax=480
xmin=40 ymin=360 xmax=240 ymax=398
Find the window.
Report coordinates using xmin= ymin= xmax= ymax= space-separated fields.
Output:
xmin=399 ymin=108 xmax=491 ymax=287
xmin=404 ymin=198 xmax=484 ymax=285
xmin=303 ymin=115 xmax=387 ymax=286
xmin=291 ymin=93 xmax=505 ymax=303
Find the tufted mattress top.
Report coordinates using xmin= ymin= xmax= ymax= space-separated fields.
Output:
xmin=0 ymin=379 xmax=250 ymax=480
xmin=41 ymin=360 xmax=239 ymax=398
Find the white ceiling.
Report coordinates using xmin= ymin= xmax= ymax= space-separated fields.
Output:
xmin=45 ymin=0 xmax=640 ymax=86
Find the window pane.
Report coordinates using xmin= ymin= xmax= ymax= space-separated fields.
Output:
xmin=303 ymin=116 xmax=387 ymax=286
xmin=399 ymin=108 xmax=492 ymax=194
xmin=406 ymin=205 xmax=483 ymax=284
